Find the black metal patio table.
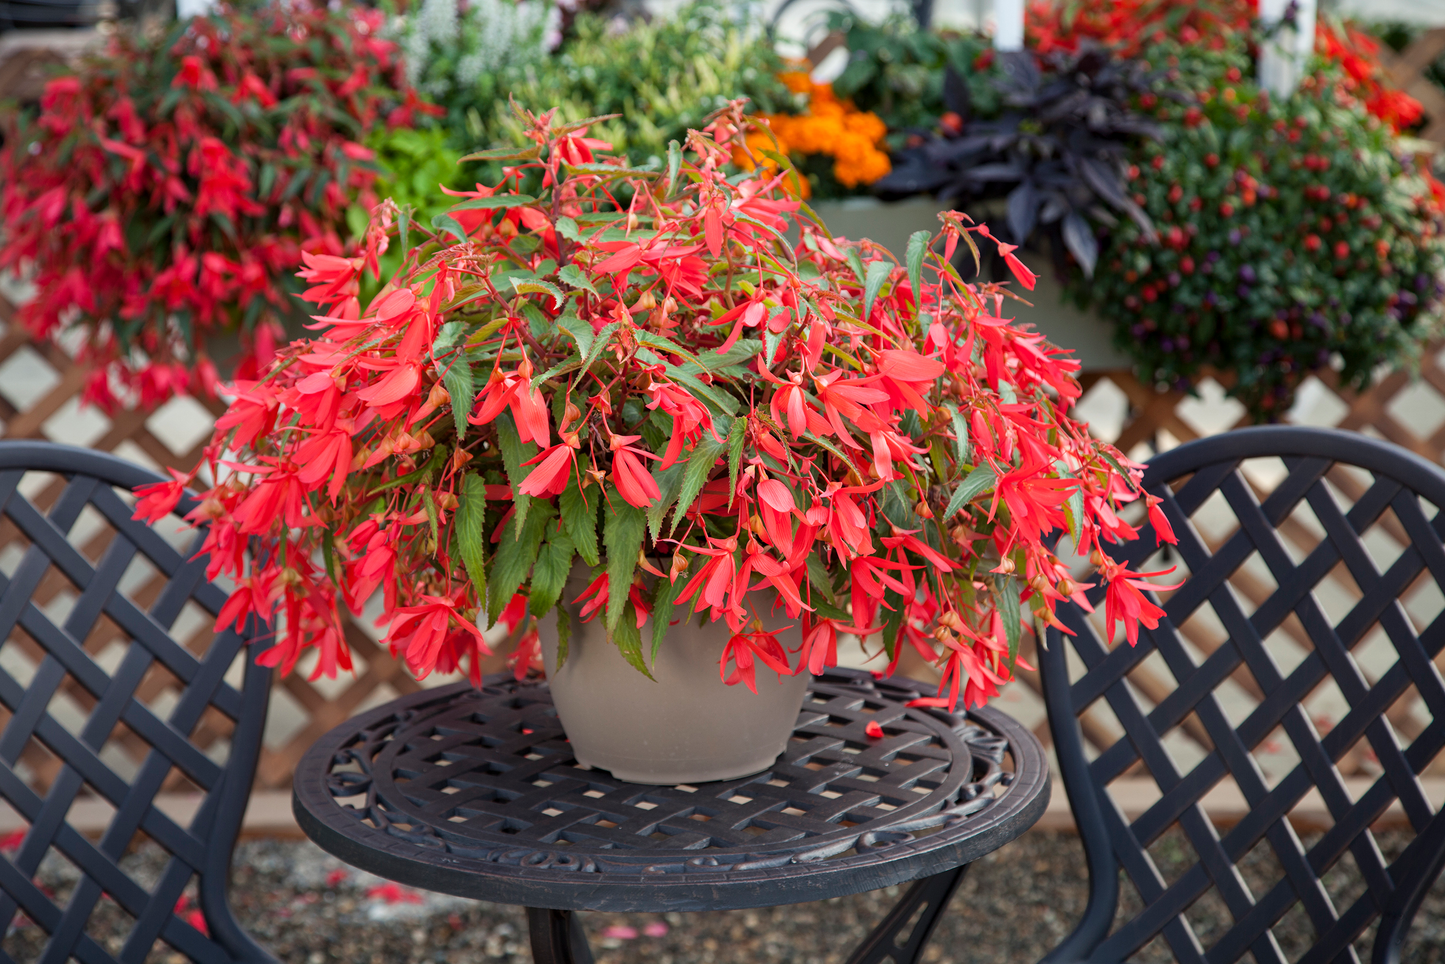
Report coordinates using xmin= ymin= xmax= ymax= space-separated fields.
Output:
xmin=291 ymin=668 xmax=1050 ymax=963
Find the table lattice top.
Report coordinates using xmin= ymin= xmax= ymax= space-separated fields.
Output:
xmin=291 ymin=669 xmax=1048 ymax=912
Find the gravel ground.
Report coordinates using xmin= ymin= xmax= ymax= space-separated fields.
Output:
xmin=5 ymin=831 xmax=1442 ymax=963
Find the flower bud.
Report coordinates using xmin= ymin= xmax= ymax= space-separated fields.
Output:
xmin=994 ymin=556 xmax=1015 ymax=574
xmin=669 ymin=552 xmax=690 ymax=581
xmin=1056 ymin=576 xmax=1076 ymax=597
xmin=914 ymin=500 xmax=934 ymax=519
xmin=194 ymin=496 xmax=226 ymax=521
xmin=561 ymin=399 xmax=582 ymax=432
xmin=634 ymin=289 xmax=657 ymax=312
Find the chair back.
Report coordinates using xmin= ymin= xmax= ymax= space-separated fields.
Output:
xmin=1040 ymin=426 xmax=1445 ymax=964
xmin=0 ymin=441 xmax=273 ymax=963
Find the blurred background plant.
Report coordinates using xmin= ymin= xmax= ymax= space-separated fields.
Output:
xmin=367 ymin=0 xmax=795 ymax=219
xmin=823 ymin=11 xmax=1000 ymax=139
xmin=485 ymin=0 xmax=795 ymax=168
xmin=0 ymin=0 xmax=426 ymax=410
xmin=385 ymin=0 xmax=553 ymax=129
xmin=876 ymin=42 xmax=1168 ymax=277
xmin=1070 ymin=36 xmax=1445 ymax=418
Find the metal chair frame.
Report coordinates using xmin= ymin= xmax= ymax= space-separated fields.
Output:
xmin=0 ymin=441 xmax=274 ymax=964
xmin=1039 ymin=426 xmax=1445 ymax=964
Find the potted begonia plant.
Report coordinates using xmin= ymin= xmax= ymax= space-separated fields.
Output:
xmin=141 ymin=104 xmax=1174 ymax=785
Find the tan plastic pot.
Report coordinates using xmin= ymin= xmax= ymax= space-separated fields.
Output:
xmin=537 ymin=566 xmax=809 ymax=785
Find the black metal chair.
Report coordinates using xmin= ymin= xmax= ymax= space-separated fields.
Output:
xmin=1039 ymin=426 xmax=1445 ymax=963
xmin=0 ymin=441 xmax=274 ymax=963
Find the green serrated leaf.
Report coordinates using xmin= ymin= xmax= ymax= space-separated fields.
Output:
xmin=650 ymin=575 xmax=682 ymax=665
xmin=690 ymin=339 xmax=762 ymax=374
xmin=555 ymin=605 xmax=571 ymax=670
xmin=442 ymin=362 xmax=474 ymax=442
xmin=612 ymin=601 xmax=656 ymax=680
xmin=1063 ymin=484 xmax=1085 ymax=547
xmin=398 ymin=206 xmax=411 ymax=262
xmin=806 ymin=553 xmax=837 ymax=605
xmin=447 ymin=194 xmax=537 ymax=211
xmin=994 ymin=574 xmax=1022 ymax=670
xmin=863 ymin=259 xmax=892 ymax=318
xmin=555 ymin=216 xmax=581 ymax=242
xmin=564 ymin=162 xmax=663 ymax=178
xmin=530 ymin=525 xmax=576 ymax=617
xmin=579 ymin=321 xmax=619 ymax=378
xmin=560 ymin=484 xmax=600 ymax=566
xmin=762 ymin=326 xmax=784 ymax=368
xmin=433 ymin=320 xmax=467 ymax=354
xmin=846 ymin=246 xmax=866 ymax=285
xmin=945 ymin=463 xmax=997 ymax=520
xmin=672 ymin=434 xmax=726 ymax=531
xmin=881 ymin=587 xmax=905 ymax=661
xmin=648 ymin=462 xmax=686 ymax=542
xmin=531 ymin=353 xmax=582 ymax=390
xmin=512 ymin=278 xmax=566 ymax=310
xmin=802 ymin=431 xmax=863 ymax=480
xmin=431 ymin=213 xmax=469 ymax=244
xmin=603 ymin=487 xmax=647 ymax=632
xmin=367 ymin=447 xmax=446 ymax=497
xmin=664 ymin=366 xmax=739 ymax=415
xmin=945 ymin=402 xmax=970 ymax=468
xmin=906 ymin=230 xmax=930 ymax=313
xmin=557 ymin=263 xmax=599 ymax=297
xmin=557 ymin=311 xmax=594 ymax=357
xmin=458 ymin=144 xmax=541 ymax=162
xmin=726 ymin=416 xmax=746 ymax=508
xmin=457 ymin=473 xmax=488 ymax=591
xmin=666 ymin=140 xmax=683 ymax=194
xmin=1099 ymin=449 xmax=1132 ymax=483
xmin=495 ymin=412 xmax=537 ymax=535
xmin=321 ymin=527 xmax=338 ymax=583
xmin=423 ymin=487 xmax=441 ymax=548
xmin=487 ymin=501 xmax=555 ymax=627
xmin=635 ymin=330 xmax=705 ymax=369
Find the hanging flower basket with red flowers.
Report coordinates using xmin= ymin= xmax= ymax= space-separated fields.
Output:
xmin=147 ymin=103 xmax=1173 ymax=781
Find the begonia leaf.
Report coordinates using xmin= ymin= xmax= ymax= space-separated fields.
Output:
xmin=488 ymin=501 xmax=554 ymax=628
xmin=603 ymin=486 xmax=646 ymax=632
xmin=560 ymin=484 xmax=600 ymax=567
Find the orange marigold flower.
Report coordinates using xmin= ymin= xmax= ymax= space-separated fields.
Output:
xmin=759 ymin=77 xmax=891 ymax=188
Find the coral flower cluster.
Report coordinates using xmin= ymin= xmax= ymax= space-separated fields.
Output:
xmin=144 ymin=103 xmax=1173 ymax=709
xmin=738 ymin=73 xmax=892 ymax=194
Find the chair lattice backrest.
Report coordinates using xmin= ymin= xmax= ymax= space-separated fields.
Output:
xmin=0 ymin=441 xmax=273 ymax=964
xmin=1040 ymin=426 xmax=1445 ymax=964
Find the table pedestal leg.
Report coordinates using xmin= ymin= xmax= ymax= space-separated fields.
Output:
xmin=844 ymin=864 xmax=971 ymax=964
xmin=526 ymin=907 xmax=595 ymax=964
